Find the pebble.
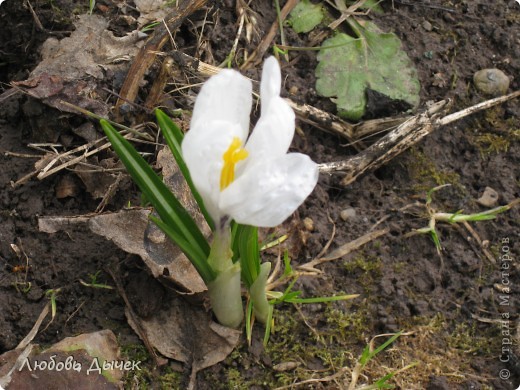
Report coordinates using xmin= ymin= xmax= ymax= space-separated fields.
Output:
xmin=443 ymin=13 xmax=455 ymax=23
xmin=273 ymin=361 xmax=300 ymax=372
xmin=477 ymin=186 xmax=499 ymax=207
xmin=340 ymin=208 xmax=356 ymax=221
xmin=303 ymin=217 xmax=314 ymax=232
xmin=473 ymin=68 xmax=510 ymax=96
xmin=422 ymin=20 xmax=433 ymax=32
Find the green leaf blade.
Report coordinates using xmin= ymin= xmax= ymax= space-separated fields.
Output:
xmin=288 ymin=0 xmax=324 ymax=34
xmin=235 ymin=225 xmax=261 ymax=288
xmin=316 ymin=20 xmax=420 ymax=121
xmin=100 ymin=120 xmax=211 ymax=268
xmin=150 ymin=216 xmax=215 ymax=282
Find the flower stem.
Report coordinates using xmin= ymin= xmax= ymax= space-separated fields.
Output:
xmin=207 ymin=224 xmax=244 ymax=328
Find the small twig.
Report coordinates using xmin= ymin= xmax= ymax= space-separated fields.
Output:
xmin=24 ymin=0 xmax=46 ymax=32
xmin=64 ymin=300 xmax=86 ymax=328
xmin=240 ymin=0 xmax=299 ymax=70
xmin=274 ymin=0 xmax=289 ymax=62
xmin=439 ymin=90 xmax=520 ymax=126
xmin=319 ymin=90 xmax=520 ymax=185
xmin=461 ymin=222 xmax=495 ymax=264
xmin=59 ymin=100 xmax=154 ymax=141
xmin=2 ymin=151 xmax=42 ymax=158
xmin=145 ymin=57 xmax=175 ymax=110
xmin=314 ymin=212 xmax=337 ymax=260
xmin=115 ymin=0 xmax=209 ymax=117
xmin=95 ymin=173 xmax=124 ymax=213
xmin=219 ymin=4 xmax=246 ymax=68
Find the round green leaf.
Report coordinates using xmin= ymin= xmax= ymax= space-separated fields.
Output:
xmin=316 ymin=20 xmax=420 ymax=121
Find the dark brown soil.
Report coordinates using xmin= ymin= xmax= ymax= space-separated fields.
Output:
xmin=1 ymin=1 xmax=518 ymax=389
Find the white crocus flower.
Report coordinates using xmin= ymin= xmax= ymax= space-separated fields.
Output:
xmin=181 ymin=57 xmax=318 ymax=328
xmin=182 ymin=56 xmax=319 ymax=229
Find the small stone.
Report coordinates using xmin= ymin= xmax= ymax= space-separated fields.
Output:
xmin=477 ymin=186 xmax=499 ymax=208
xmin=303 ymin=217 xmax=314 ymax=231
xmin=422 ymin=20 xmax=433 ymax=32
xmin=289 ymin=85 xmax=299 ymax=95
xmin=340 ymin=208 xmax=356 ymax=221
xmin=273 ymin=361 xmax=300 ymax=372
xmin=443 ymin=13 xmax=455 ymax=23
xmin=473 ymin=68 xmax=510 ymax=96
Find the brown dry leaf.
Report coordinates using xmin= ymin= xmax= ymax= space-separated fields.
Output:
xmin=32 ymin=14 xmax=142 ymax=80
xmin=12 ymin=14 xmax=143 ymax=116
xmin=88 ymin=209 xmax=207 ymax=294
xmin=134 ymin=0 xmax=171 ymax=27
xmin=38 ymin=215 xmax=95 ymax=233
xmin=13 ymin=70 xmax=109 ymax=117
xmin=0 ymin=330 xmax=124 ymax=390
xmin=126 ymin=290 xmax=240 ymax=375
xmin=73 ymin=157 xmax=125 ymax=199
xmin=46 ymin=330 xmax=124 ymax=382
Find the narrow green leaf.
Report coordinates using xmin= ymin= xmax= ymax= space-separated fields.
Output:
xmin=283 ymin=250 xmax=292 ymax=276
xmin=447 ymin=209 xmax=463 ymax=223
xmin=263 ymin=305 xmax=274 ymax=347
xmin=100 ymin=120 xmax=211 ymax=267
xmin=374 ymin=372 xmax=396 ymax=388
xmin=236 ymin=225 xmax=261 ymax=288
xmin=360 ymin=332 xmax=402 ymax=366
xmin=150 ymin=216 xmax=215 ymax=282
xmin=155 ymin=109 xmax=214 ymax=230
xmin=270 ymin=278 xmax=299 ymax=305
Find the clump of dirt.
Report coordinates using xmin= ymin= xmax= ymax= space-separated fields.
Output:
xmin=0 ymin=1 xmax=518 ymax=389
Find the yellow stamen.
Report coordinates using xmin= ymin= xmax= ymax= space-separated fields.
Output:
xmin=220 ymin=137 xmax=248 ymax=191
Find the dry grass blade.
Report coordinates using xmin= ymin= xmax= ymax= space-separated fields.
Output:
xmin=0 ymin=344 xmax=35 ymax=388
xmin=273 ymin=366 xmax=350 ymax=390
xmin=16 ymin=302 xmax=51 ymax=350
xmin=11 ymin=129 xmax=137 ymax=186
xmin=299 ymin=228 xmax=389 ymax=272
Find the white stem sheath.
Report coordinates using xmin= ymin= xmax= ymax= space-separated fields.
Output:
xmin=207 ymin=262 xmax=244 ymax=328
xmin=249 ymin=262 xmax=272 ymax=324
xmin=206 ymin=225 xmax=243 ymax=328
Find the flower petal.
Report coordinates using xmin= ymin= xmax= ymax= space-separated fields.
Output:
xmin=182 ymin=120 xmax=245 ymax=223
xmin=219 ymin=153 xmax=319 ymax=227
xmin=244 ymin=96 xmax=295 ymax=164
xmin=260 ymin=56 xmax=282 ymax=116
xmin=191 ymin=69 xmax=252 ymax=141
